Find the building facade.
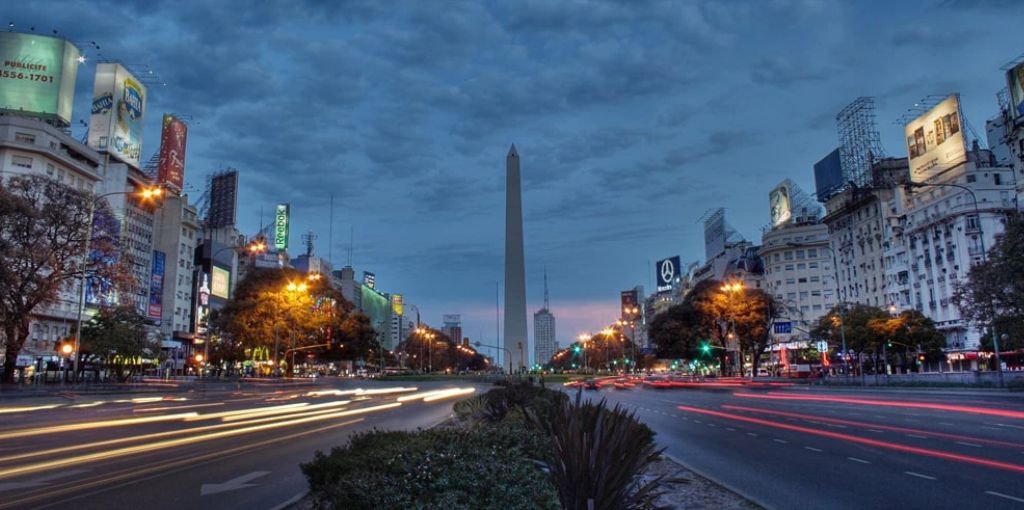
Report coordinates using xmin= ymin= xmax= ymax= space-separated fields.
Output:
xmin=533 ymin=308 xmax=556 ymax=367
xmin=760 ymin=220 xmax=835 ymax=342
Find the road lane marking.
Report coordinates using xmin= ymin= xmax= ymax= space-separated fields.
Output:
xmin=938 ymin=422 xmax=955 ymax=426
xmin=773 ymin=439 xmax=788 ymax=444
xmin=867 ymin=429 xmax=884 ymax=433
xmin=726 ymin=428 xmax=736 ymax=432
xmin=200 ymin=471 xmax=270 ymax=496
xmin=985 ymin=491 xmax=1024 ymax=504
xmin=956 ymin=441 xmax=982 ymax=448
xmin=981 ymin=426 xmax=1001 ymax=431
xmin=904 ymin=471 xmax=936 ymax=480
xmin=746 ymin=432 xmax=758 ymax=437
xmin=993 ymin=423 xmax=1024 ymax=431
xmin=694 ymin=419 xmax=702 ymax=424
xmin=906 ymin=434 xmax=928 ymax=439
xmin=707 ymin=423 xmax=717 ymax=427
xmin=804 ymin=446 xmax=823 ymax=452
xmin=826 ymin=424 xmax=848 ymax=429
xmin=847 ymin=457 xmax=871 ymax=464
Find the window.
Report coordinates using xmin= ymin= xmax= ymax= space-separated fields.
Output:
xmin=784 ymin=251 xmax=794 ymax=261
xmin=785 ymin=278 xmax=796 ymax=284
xmin=797 ymin=263 xmax=806 ymax=270
xmin=812 ymin=304 xmax=822 ymax=311
xmin=12 ymin=155 xmax=32 ymax=168
xmin=799 ymin=291 xmax=809 ymax=299
xmin=787 ymin=292 xmax=797 ymax=300
xmin=966 ymin=215 xmax=979 ymax=230
xmin=796 ymin=250 xmax=806 ymax=260
xmin=798 ymin=277 xmax=807 ymax=283
xmin=966 ymin=174 xmax=976 ymax=183
xmin=810 ymin=276 xmax=820 ymax=282
xmin=46 ymin=163 xmax=55 ymax=176
xmin=785 ymin=264 xmax=794 ymax=271
xmin=994 ymin=173 xmax=1002 ymax=185
xmin=807 ymin=248 xmax=817 ymax=258
xmin=774 ymin=253 xmax=780 ymax=262
xmin=809 ymin=262 xmax=819 ymax=269
xmin=811 ymin=290 xmax=821 ymax=297
xmin=14 ymin=132 xmax=35 ymax=144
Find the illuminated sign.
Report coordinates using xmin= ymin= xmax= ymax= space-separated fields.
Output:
xmin=0 ymin=32 xmax=80 ymax=125
xmin=157 ymin=114 xmax=187 ymax=190
xmin=1008 ymin=62 xmax=1024 ymax=122
xmin=196 ymin=273 xmax=210 ymax=335
xmin=655 ymin=256 xmax=680 ymax=293
xmin=769 ymin=181 xmax=792 ymax=227
xmin=391 ymin=294 xmax=403 ymax=316
xmin=211 ymin=266 xmax=230 ymax=299
xmin=88 ymin=63 xmax=147 ymax=168
xmin=148 ymin=251 xmax=165 ymax=320
xmin=620 ymin=290 xmax=638 ymax=317
xmin=905 ymin=94 xmax=966 ymax=183
xmin=363 ymin=271 xmax=376 ymax=289
xmin=274 ymin=203 xmax=290 ymax=250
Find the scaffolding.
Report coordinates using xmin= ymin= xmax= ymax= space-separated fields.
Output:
xmin=836 ymin=97 xmax=886 ymax=189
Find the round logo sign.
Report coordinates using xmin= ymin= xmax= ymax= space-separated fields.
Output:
xmin=660 ymin=259 xmax=675 ymax=284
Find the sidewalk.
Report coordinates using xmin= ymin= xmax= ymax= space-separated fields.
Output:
xmin=0 ymin=377 xmax=321 ymax=402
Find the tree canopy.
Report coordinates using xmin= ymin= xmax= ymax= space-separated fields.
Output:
xmin=80 ymin=306 xmax=158 ymax=381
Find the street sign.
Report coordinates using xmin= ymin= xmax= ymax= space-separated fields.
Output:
xmin=816 ymin=340 xmax=828 ymax=352
xmin=773 ymin=322 xmax=792 ymax=334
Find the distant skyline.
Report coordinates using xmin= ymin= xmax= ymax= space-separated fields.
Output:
xmin=10 ymin=0 xmax=1024 ymax=355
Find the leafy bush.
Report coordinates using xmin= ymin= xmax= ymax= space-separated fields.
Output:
xmin=302 ymin=425 xmax=558 ymax=510
xmin=530 ymin=390 xmax=666 ymax=510
xmin=454 ymin=380 xmax=567 ymax=426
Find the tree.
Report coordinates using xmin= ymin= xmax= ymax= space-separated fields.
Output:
xmin=868 ymin=310 xmax=945 ymax=368
xmin=954 ymin=212 xmax=1024 ymax=351
xmin=0 ymin=176 xmax=125 ymax=384
xmin=80 ymin=306 xmax=157 ymax=381
xmin=212 ymin=267 xmax=349 ymax=375
xmin=647 ymin=303 xmax=703 ymax=360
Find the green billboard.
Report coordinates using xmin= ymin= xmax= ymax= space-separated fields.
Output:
xmin=0 ymin=32 xmax=80 ymax=126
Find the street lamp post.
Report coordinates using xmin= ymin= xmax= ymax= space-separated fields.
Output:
xmin=904 ymin=181 xmax=1003 ymax=388
xmin=720 ymin=281 xmax=744 ymax=376
xmin=473 ymin=341 xmax=512 ymax=375
xmin=72 ymin=186 xmax=164 ymax=383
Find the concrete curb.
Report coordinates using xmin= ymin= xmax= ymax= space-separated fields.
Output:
xmin=662 ymin=452 xmax=773 ymax=510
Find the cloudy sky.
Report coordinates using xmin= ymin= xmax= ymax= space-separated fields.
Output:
xmin=11 ymin=0 xmax=1024 ymax=360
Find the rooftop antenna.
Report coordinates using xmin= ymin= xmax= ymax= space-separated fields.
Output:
xmin=837 ymin=97 xmax=887 ymax=189
xmin=328 ymin=194 xmax=334 ymax=265
xmin=347 ymin=226 xmax=354 ymax=266
xmin=303 ymin=231 xmax=318 ymax=258
xmin=543 ymin=266 xmax=550 ymax=310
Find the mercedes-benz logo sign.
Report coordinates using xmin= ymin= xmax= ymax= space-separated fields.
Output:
xmin=660 ymin=259 xmax=675 ymax=284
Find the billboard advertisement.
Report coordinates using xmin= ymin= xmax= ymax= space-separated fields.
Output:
xmin=443 ymin=314 xmax=461 ymax=325
xmin=813 ymin=148 xmax=843 ymax=203
xmin=84 ymin=208 xmax=121 ymax=307
xmin=1008 ymin=62 xmax=1024 ymax=122
xmin=390 ymin=294 xmax=404 ymax=316
xmin=363 ymin=271 xmax=376 ymax=289
xmin=905 ymin=94 xmax=966 ymax=183
xmin=147 ymin=251 xmax=165 ymax=320
xmin=620 ymin=289 xmax=639 ymax=317
xmin=157 ymin=114 xmax=187 ymax=190
xmin=211 ymin=266 xmax=230 ymax=299
xmin=0 ymin=32 xmax=80 ymax=125
xmin=88 ymin=63 xmax=147 ymax=168
xmin=703 ymin=209 xmax=726 ymax=261
xmin=655 ymin=256 xmax=681 ymax=293
xmin=195 ymin=273 xmax=210 ymax=335
xmin=769 ymin=181 xmax=793 ymax=227
xmin=274 ymin=203 xmax=290 ymax=250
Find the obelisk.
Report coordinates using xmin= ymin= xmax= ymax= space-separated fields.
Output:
xmin=504 ymin=144 xmax=528 ymax=374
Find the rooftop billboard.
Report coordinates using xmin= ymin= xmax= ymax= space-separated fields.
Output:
xmin=0 ymin=32 xmax=80 ymax=125
xmin=157 ymin=114 xmax=187 ymax=190
xmin=274 ymin=203 xmax=290 ymax=251
xmin=813 ymin=148 xmax=843 ymax=203
xmin=1008 ymin=62 xmax=1024 ymax=122
xmin=655 ymin=256 xmax=680 ymax=294
xmin=88 ymin=63 xmax=147 ymax=168
xmin=769 ymin=181 xmax=792 ymax=227
xmin=905 ymin=94 xmax=966 ymax=183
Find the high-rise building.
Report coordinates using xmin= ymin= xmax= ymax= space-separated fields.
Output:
xmin=533 ymin=271 xmax=556 ymax=367
xmin=152 ymin=195 xmax=200 ymax=345
xmin=503 ymin=144 xmax=528 ymax=372
xmin=442 ymin=315 xmax=463 ymax=347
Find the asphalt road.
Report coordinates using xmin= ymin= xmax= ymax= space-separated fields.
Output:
xmin=581 ymin=382 xmax=1024 ymax=509
xmin=0 ymin=379 xmax=478 ymax=510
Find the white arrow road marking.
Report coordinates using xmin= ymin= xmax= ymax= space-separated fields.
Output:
xmin=0 ymin=469 xmax=88 ymax=492
xmin=200 ymin=471 xmax=270 ymax=496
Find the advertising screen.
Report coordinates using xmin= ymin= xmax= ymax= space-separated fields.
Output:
xmin=84 ymin=208 xmax=121 ymax=307
xmin=88 ymin=63 xmax=147 ymax=168
xmin=157 ymin=114 xmax=187 ymax=190
xmin=391 ymin=294 xmax=404 ymax=316
xmin=0 ymin=33 xmax=80 ymax=125
xmin=363 ymin=271 xmax=376 ymax=289
xmin=769 ymin=181 xmax=792 ymax=227
xmin=620 ymin=289 xmax=638 ymax=317
xmin=813 ymin=148 xmax=843 ymax=202
xmin=655 ymin=256 xmax=681 ymax=293
xmin=905 ymin=95 xmax=966 ymax=183
xmin=211 ymin=266 xmax=230 ymax=299
xmin=147 ymin=251 xmax=165 ymax=320
xmin=703 ymin=209 xmax=725 ymax=261
xmin=274 ymin=203 xmax=290 ymax=250
xmin=207 ymin=170 xmax=239 ymax=228
xmin=1008 ymin=62 xmax=1024 ymax=122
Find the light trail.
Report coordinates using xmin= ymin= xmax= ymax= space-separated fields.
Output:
xmin=721 ymin=405 xmax=1024 ymax=449
xmin=397 ymin=388 xmax=475 ymax=402
xmin=0 ymin=413 xmax=199 ymax=440
xmin=422 ymin=388 xmax=476 ymax=402
xmin=0 ymin=402 xmax=402 ymax=479
xmin=732 ymin=392 xmax=1024 ymax=420
xmin=0 ymin=404 xmax=62 ymax=414
xmin=134 ymin=402 xmax=226 ymax=413
xmin=0 ymin=405 xmax=357 ymax=466
xmin=677 ymin=405 xmax=1024 ymax=474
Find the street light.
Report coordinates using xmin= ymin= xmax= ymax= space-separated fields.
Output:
xmin=72 ymin=185 xmax=166 ymax=383
xmin=719 ymin=280 xmax=744 ymax=375
xmin=276 ymin=279 xmax=309 ymax=377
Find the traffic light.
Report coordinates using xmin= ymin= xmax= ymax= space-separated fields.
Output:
xmin=700 ymin=342 xmax=711 ymax=355
xmin=573 ymin=345 xmax=581 ymax=353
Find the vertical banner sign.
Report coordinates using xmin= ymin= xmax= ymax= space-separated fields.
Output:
xmin=85 ymin=208 xmax=121 ymax=306
xmin=905 ymin=94 xmax=966 ymax=183
xmin=88 ymin=63 xmax=146 ymax=168
xmin=196 ymin=273 xmax=210 ymax=336
xmin=391 ymin=294 xmax=404 ymax=316
xmin=0 ymin=32 xmax=81 ymax=125
xmin=157 ymin=114 xmax=187 ymax=190
xmin=211 ymin=266 xmax=230 ymax=299
xmin=274 ymin=203 xmax=290 ymax=250
xmin=148 ymin=251 xmax=165 ymax=320
xmin=655 ymin=256 xmax=680 ymax=293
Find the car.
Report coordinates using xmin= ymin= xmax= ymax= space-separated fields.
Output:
xmin=583 ymin=378 xmax=599 ymax=390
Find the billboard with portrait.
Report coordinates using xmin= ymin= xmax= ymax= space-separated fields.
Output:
xmin=363 ymin=271 xmax=376 ymax=289
xmin=88 ymin=63 xmax=147 ymax=168
xmin=905 ymin=95 xmax=966 ymax=183
xmin=769 ymin=181 xmax=793 ymax=227
xmin=274 ymin=203 xmax=290 ymax=251
xmin=1008 ymin=62 xmax=1024 ymax=122
xmin=157 ymin=114 xmax=187 ymax=190
xmin=390 ymin=294 xmax=404 ymax=316
xmin=620 ymin=289 xmax=638 ymax=317
xmin=147 ymin=251 xmax=165 ymax=321
xmin=211 ymin=266 xmax=230 ymax=299
xmin=0 ymin=32 xmax=80 ymax=125
xmin=84 ymin=208 xmax=121 ymax=307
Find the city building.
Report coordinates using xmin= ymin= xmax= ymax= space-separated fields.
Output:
xmin=534 ymin=272 xmax=556 ymax=367
xmin=760 ymin=217 xmax=834 ymax=346
xmin=151 ymin=195 xmax=200 ymax=346
xmin=442 ymin=315 xmax=463 ymax=347
xmin=0 ymin=114 xmax=103 ymax=361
